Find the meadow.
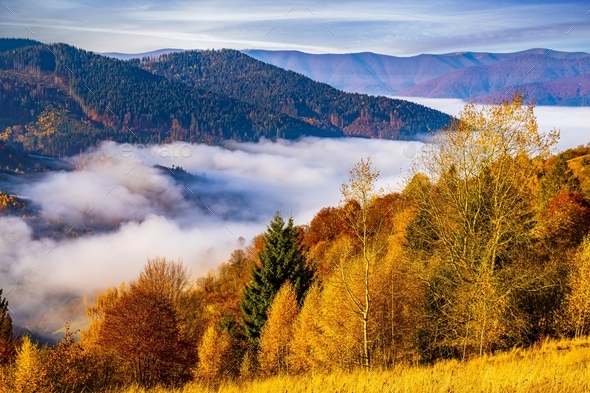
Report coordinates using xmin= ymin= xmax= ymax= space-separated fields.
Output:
xmin=118 ymin=336 xmax=590 ymax=393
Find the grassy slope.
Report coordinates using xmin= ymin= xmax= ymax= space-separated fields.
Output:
xmin=117 ymin=336 xmax=590 ymax=393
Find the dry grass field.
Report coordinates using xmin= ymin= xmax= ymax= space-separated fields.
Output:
xmin=116 ymin=336 xmax=590 ymax=393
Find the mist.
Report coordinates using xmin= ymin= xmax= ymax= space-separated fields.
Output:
xmin=2 ymin=99 xmax=589 ymax=340
xmin=0 ymin=137 xmax=416 ymax=339
xmin=398 ymin=97 xmax=590 ymax=152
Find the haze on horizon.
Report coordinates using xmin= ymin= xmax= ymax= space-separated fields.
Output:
xmin=1 ymin=0 xmax=589 ymax=56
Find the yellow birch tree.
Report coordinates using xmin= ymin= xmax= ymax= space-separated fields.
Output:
xmin=258 ymin=282 xmax=299 ymax=376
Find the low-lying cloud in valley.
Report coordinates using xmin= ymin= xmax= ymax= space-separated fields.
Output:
xmin=0 ymin=137 xmax=416 ymax=340
xmin=399 ymin=97 xmax=590 ymax=152
xmin=2 ymin=100 xmax=589 ymax=341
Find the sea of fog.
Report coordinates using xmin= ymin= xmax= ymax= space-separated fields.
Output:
xmin=398 ymin=97 xmax=590 ymax=152
xmin=0 ymin=99 xmax=588 ymax=339
xmin=0 ymin=137 xmax=416 ymax=337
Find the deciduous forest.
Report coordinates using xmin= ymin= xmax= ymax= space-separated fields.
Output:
xmin=2 ymin=95 xmax=590 ymax=392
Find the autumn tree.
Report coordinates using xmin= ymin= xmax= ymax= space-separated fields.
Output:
xmin=241 ymin=212 xmax=313 ymax=345
xmin=82 ymin=284 xmax=126 ymax=347
xmin=194 ymin=323 xmax=232 ymax=383
xmin=134 ymin=257 xmax=207 ymax=345
xmin=258 ymin=282 xmax=299 ymax=376
xmin=538 ymin=191 xmax=590 ymax=251
xmin=134 ymin=256 xmax=189 ymax=308
xmin=561 ymin=236 xmax=590 ymax=338
xmin=288 ymin=283 xmax=325 ymax=373
xmin=238 ymin=350 xmax=257 ymax=380
xmin=12 ymin=335 xmax=46 ymax=393
xmin=539 ymin=154 xmax=580 ymax=206
xmin=97 ymin=286 xmax=194 ymax=387
xmin=334 ymin=157 xmax=394 ymax=370
xmin=409 ymin=94 xmax=559 ymax=359
xmin=41 ymin=323 xmax=109 ymax=393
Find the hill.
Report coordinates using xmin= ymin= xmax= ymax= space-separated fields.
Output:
xmin=0 ymin=37 xmax=41 ymax=53
xmin=141 ymin=49 xmax=451 ymax=139
xmin=0 ymin=39 xmax=452 ymax=157
xmin=0 ymin=40 xmax=346 ymax=156
xmin=101 ymin=48 xmax=186 ymax=60
xmin=248 ymin=49 xmax=590 ymax=105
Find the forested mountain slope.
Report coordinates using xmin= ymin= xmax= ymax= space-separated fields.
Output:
xmin=0 ymin=39 xmax=451 ymax=157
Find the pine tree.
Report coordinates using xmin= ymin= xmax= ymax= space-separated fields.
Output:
xmin=241 ymin=212 xmax=313 ymax=345
xmin=540 ymin=154 xmax=581 ymax=206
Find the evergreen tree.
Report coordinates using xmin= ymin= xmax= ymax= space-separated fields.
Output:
xmin=241 ymin=212 xmax=313 ymax=345
xmin=540 ymin=154 xmax=581 ymax=206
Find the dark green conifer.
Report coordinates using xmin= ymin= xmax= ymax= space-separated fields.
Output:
xmin=540 ymin=154 xmax=581 ymax=205
xmin=241 ymin=212 xmax=313 ymax=345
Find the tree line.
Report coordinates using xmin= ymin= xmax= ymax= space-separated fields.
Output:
xmin=1 ymin=94 xmax=590 ymax=391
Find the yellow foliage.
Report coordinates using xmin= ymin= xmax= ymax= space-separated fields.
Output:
xmin=562 ymin=236 xmax=590 ymax=338
xmin=194 ymin=323 xmax=231 ymax=383
xmin=410 ymin=94 xmax=559 ymax=357
xmin=258 ymin=282 xmax=298 ymax=376
xmin=288 ymin=284 xmax=324 ymax=373
xmin=13 ymin=336 xmax=46 ymax=393
xmin=81 ymin=283 xmax=126 ymax=348
xmin=114 ymin=336 xmax=590 ymax=393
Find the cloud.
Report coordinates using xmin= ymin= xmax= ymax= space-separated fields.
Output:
xmin=397 ymin=97 xmax=590 ymax=151
xmin=0 ymin=137 xmax=416 ymax=338
xmin=1 ymin=101 xmax=588 ymax=338
xmin=1 ymin=0 xmax=588 ymax=55
xmin=20 ymin=151 xmax=191 ymax=226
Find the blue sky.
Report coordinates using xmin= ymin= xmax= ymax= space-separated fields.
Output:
xmin=1 ymin=0 xmax=590 ymax=55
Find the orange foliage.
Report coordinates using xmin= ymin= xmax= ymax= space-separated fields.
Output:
xmin=97 ymin=288 xmax=195 ymax=387
xmin=540 ymin=191 xmax=590 ymax=249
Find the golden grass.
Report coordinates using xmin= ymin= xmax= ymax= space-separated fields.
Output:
xmin=118 ymin=336 xmax=590 ymax=393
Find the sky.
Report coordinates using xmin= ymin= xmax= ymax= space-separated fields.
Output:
xmin=1 ymin=0 xmax=590 ymax=55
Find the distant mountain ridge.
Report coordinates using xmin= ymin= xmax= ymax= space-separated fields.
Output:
xmin=247 ymin=49 xmax=590 ymax=105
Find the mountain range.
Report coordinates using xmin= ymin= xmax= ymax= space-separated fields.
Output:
xmin=0 ymin=38 xmax=450 ymax=158
xmin=247 ymin=49 xmax=590 ymax=105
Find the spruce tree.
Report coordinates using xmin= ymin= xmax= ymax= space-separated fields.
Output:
xmin=540 ymin=154 xmax=581 ymax=205
xmin=241 ymin=212 xmax=313 ymax=345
